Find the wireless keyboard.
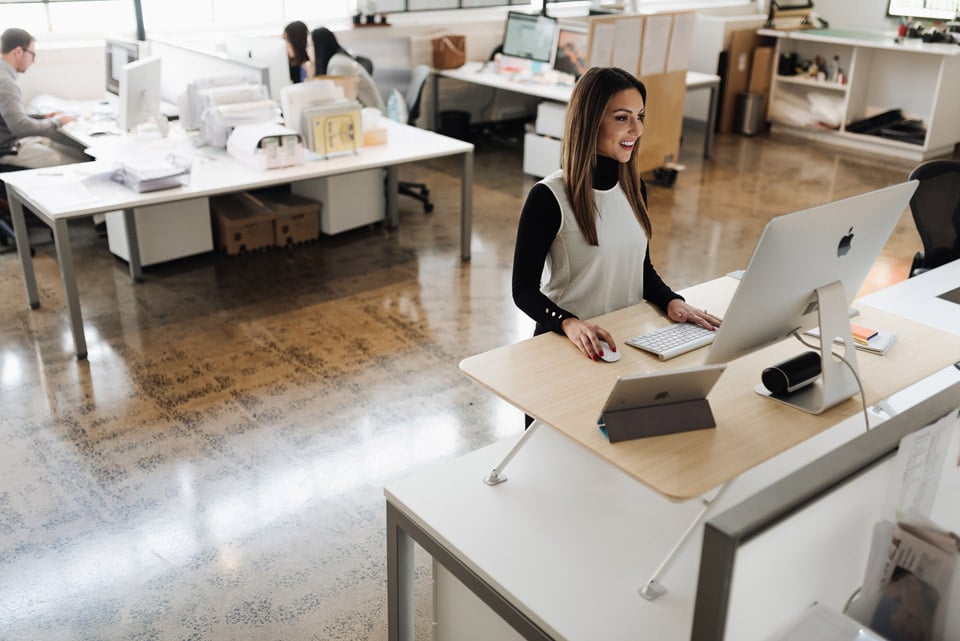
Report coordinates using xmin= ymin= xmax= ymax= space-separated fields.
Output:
xmin=625 ymin=323 xmax=716 ymax=361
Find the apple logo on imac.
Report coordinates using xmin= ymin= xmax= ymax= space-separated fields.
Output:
xmin=837 ymin=227 xmax=854 ymax=257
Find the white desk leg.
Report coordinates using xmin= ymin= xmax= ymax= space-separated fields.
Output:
xmin=387 ymin=502 xmax=416 ymax=641
xmin=122 ymin=207 xmax=144 ymax=283
xmin=484 ymin=420 xmax=540 ymax=485
xmin=461 ymin=150 xmax=473 ymax=262
xmin=639 ymin=482 xmax=730 ymax=601
xmin=6 ymin=187 xmax=40 ymax=310
xmin=51 ymin=218 xmax=88 ymax=360
xmin=386 ymin=167 xmax=399 ymax=230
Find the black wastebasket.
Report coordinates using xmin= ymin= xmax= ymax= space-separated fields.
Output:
xmin=735 ymin=93 xmax=764 ymax=137
xmin=439 ymin=110 xmax=471 ymax=140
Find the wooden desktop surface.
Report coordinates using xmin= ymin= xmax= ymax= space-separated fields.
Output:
xmin=460 ymin=277 xmax=960 ymax=500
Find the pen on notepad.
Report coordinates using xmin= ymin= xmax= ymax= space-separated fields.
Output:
xmin=37 ymin=172 xmax=64 ymax=176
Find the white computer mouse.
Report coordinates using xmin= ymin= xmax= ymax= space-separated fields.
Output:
xmin=598 ymin=340 xmax=621 ymax=363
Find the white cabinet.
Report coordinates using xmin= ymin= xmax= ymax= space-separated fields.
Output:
xmin=762 ymin=28 xmax=960 ymax=161
xmin=105 ymin=198 xmax=213 ymax=266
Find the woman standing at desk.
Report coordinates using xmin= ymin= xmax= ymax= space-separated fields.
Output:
xmin=512 ymin=67 xmax=719 ymax=362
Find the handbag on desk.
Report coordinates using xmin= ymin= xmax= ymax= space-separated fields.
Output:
xmin=431 ymin=35 xmax=466 ymax=70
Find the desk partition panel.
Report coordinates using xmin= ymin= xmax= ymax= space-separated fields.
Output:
xmin=692 ymin=380 xmax=960 ymax=641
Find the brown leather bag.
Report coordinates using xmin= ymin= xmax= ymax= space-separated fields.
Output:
xmin=431 ymin=35 xmax=466 ymax=70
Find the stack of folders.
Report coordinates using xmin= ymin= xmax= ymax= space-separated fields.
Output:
xmin=111 ymin=155 xmax=191 ymax=193
xmin=806 ymin=323 xmax=897 ymax=355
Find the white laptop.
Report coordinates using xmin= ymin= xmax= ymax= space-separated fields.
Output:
xmin=600 ymin=364 xmax=726 ymax=442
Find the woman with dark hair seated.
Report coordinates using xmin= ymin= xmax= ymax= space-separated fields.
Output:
xmin=283 ymin=21 xmax=312 ymax=83
xmin=311 ymin=27 xmax=386 ymax=113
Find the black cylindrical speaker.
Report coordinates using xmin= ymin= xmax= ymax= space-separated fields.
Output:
xmin=761 ymin=352 xmax=822 ymax=395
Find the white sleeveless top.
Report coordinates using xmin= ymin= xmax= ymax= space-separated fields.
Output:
xmin=539 ymin=170 xmax=648 ymax=321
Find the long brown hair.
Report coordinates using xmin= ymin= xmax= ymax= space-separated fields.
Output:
xmin=561 ymin=66 xmax=651 ymax=246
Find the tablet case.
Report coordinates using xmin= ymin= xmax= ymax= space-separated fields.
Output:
xmin=602 ymin=398 xmax=716 ymax=443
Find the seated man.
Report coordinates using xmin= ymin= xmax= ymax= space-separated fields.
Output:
xmin=0 ymin=27 xmax=86 ymax=169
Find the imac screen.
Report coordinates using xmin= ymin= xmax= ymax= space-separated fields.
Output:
xmin=705 ymin=181 xmax=917 ymax=366
xmin=501 ymin=11 xmax=558 ymax=64
xmin=887 ymin=0 xmax=958 ymax=20
xmin=119 ymin=56 xmax=162 ymax=132
xmin=105 ymin=39 xmax=139 ymax=96
xmin=553 ymin=27 xmax=588 ymax=78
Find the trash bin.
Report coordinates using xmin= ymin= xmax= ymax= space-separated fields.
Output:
xmin=439 ymin=110 xmax=471 ymax=140
xmin=735 ymin=93 xmax=764 ymax=137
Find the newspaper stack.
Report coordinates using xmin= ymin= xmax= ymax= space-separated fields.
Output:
xmin=848 ymin=517 xmax=959 ymax=641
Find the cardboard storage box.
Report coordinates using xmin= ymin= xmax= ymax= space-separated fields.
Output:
xmin=210 ymin=193 xmax=276 ymax=255
xmin=251 ymin=190 xmax=321 ymax=246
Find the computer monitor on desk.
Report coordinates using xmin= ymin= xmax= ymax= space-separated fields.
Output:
xmin=502 ymin=11 xmax=558 ymax=66
xmin=119 ymin=56 xmax=163 ymax=133
xmin=703 ymin=181 xmax=918 ymax=414
xmin=105 ymin=38 xmax=140 ymax=96
xmin=553 ymin=26 xmax=588 ymax=79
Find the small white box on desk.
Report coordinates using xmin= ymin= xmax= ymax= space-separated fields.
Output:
xmin=105 ymin=197 xmax=213 ymax=266
xmin=226 ymin=123 xmax=304 ymax=170
xmin=291 ymin=169 xmax=384 ymax=235
xmin=522 ymin=132 xmax=561 ymax=178
xmin=535 ymin=101 xmax=566 ymax=139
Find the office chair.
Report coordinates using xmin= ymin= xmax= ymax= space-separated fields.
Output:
xmin=397 ymin=64 xmax=434 ymax=214
xmin=353 ymin=54 xmax=374 ymax=76
xmin=906 ymin=159 xmax=960 ymax=278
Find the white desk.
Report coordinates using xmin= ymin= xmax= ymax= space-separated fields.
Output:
xmin=386 ymin=262 xmax=960 ymax=641
xmin=859 ymin=259 xmax=960 ymax=335
xmin=5 ymin=119 xmax=474 ymax=359
xmin=432 ymin=62 xmax=720 ymax=159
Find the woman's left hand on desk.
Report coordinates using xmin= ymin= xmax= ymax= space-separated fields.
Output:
xmin=667 ymin=300 xmax=721 ymax=330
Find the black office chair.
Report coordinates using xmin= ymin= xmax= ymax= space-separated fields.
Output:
xmin=397 ymin=64 xmax=435 ymax=214
xmin=353 ymin=54 xmax=374 ymax=76
xmin=906 ymin=159 xmax=960 ymax=278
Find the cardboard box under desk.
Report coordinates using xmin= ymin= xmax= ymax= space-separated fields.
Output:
xmin=249 ymin=190 xmax=321 ymax=246
xmin=210 ymin=193 xmax=276 ymax=255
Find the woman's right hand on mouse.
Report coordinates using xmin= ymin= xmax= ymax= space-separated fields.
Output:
xmin=561 ymin=318 xmax=616 ymax=362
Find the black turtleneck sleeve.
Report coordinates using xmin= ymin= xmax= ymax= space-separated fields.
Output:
xmin=511 ymin=165 xmax=682 ymax=335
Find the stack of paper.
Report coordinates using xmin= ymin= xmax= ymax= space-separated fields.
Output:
xmin=111 ymin=156 xmax=190 ymax=193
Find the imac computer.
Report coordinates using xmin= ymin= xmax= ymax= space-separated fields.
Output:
xmin=118 ymin=56 xmax=163 ymax=133
xmin=553 ymin=26 xmax=589 ymax=79
xmin=105 ymin=38 xmax=140 ymax=96
xmin=888 ymin=0 xmax=958 ymax=21
xmin=501 ymin=11 xmax=558 ymax=65
xmin=703 ymin=181 xmax=918 ymax=414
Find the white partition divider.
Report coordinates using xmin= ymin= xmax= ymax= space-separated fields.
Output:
xmin=146 ymin=39 xmax=268 ymax=106
xmin=692 ymin=381 xmax=960 ymax=641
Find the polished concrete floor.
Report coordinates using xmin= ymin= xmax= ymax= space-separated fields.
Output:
xmin=0 ymin=126 xmax=945 ymax=640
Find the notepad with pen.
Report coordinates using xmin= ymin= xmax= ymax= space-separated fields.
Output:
xmin=805 ymin=322 xmax=897 ymax=355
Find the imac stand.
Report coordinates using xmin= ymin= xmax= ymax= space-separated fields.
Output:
xmin=755 ymin=281 xmax=860 ymax=414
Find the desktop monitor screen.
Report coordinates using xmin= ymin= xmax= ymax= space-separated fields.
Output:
xmin=703 ymin=181 xmax=917 ymax=408
xmin=501 ymin=11 xmax=558 ymax=64
xmin=105 ymin=39 xmax=139 ymax=96
xmin=553 ymin=27 xmax=588 ymax=78
xmin=888 ymin=0 xmax=958 ymax=21
xmin=119 ymin=56 xmax=162 ymax=132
